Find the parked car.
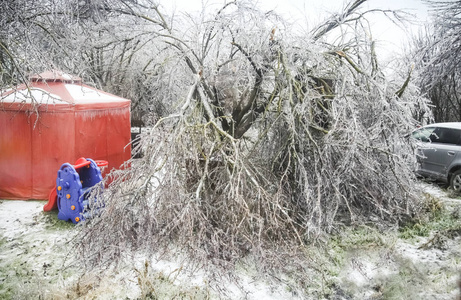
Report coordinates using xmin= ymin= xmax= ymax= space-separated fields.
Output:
xmin=411 ymin=122 xmax=461 ymax=191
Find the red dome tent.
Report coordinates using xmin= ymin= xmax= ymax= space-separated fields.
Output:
xmin=0 ymin=70 xmax=131 ymax=200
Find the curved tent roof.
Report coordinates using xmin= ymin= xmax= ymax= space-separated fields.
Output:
xmin=1 ymin=70 xmax=129 ymax=110
xmin=0 ymin=70 xmax=131 ymax=200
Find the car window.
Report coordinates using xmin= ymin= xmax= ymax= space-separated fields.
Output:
xmin=412 ymin=127 xmax=435 ymax=142
xmin=431 ymin=127 xmax=461 ymax=145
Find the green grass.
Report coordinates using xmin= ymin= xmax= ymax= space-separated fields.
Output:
xmin=0 ymin=248 xmax=34 ymax=299
xmin=319 ymin=191 xmax=461 ymax=299
xmin=0 ymin=204 xmax=76 ymax=299
xmin=327 ymin=225 xmax=391 ymax=268
xmin=399 ymin=194 xmax=461 ymax=240
xmin=330 ymin=226 xmax=387 ymax=249
xmin=40 ymin=210 xmax=77 ymax=230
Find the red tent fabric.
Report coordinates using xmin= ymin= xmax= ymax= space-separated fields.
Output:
xmin=0 ymin=70 xmax=131 ymax=200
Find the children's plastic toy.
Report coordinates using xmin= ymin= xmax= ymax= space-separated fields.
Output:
xmin=43 ymin=157 xmax=108 ymax=224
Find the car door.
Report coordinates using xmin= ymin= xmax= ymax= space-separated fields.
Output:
xmin=412 ymin=126 xmax=436 ymax=176
xmin=417 ymin=127 xmax=461 ymax=179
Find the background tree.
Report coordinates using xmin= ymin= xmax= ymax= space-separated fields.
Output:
xmin=412 ymin=0 xmax=461 ymax=122
xmin=0 ymin=0 xmax=54 ymax=86
xmin=0 ymin=0 xmax=169 ymax=121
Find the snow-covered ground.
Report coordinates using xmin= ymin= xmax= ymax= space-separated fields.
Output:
xmin=335 ymin=182 xmax=461 ymax=300
xmin=0 ymin=182 xmax=460 ymax=299
xmin=0 ymin=200 xmax=76 ymax=299
xmin=0 ymin=200 xmax=297 ymax=299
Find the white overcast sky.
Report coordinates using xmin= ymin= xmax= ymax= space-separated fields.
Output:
xmin=164 ymin=0 xmax=430 ymax=60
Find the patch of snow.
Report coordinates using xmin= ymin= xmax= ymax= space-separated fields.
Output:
xmin=127 ymin=252 xmax=299 ymax=299
xmin=1 ymin=88 xmax=63 ymax=104
xmin=223 ymin=273 xmax=299 ymax=300
xmin=65 ymin=84 xmax=128 ymax=103
xmin=0 ymin=200 xmax=44 ymax=239
xmin=0 ymin=200 xmax=80 ymax=299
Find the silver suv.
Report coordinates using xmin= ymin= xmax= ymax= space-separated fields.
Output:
xmin=411 ymin=122 xmax=461 ymax=191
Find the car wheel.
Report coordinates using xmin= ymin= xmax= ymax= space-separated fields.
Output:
xmin=450 ymin=170 xmax=461 ymax=192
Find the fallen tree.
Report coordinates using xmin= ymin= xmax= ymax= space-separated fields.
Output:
xmin=76 ymin=0 xmax=430 ymax=292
